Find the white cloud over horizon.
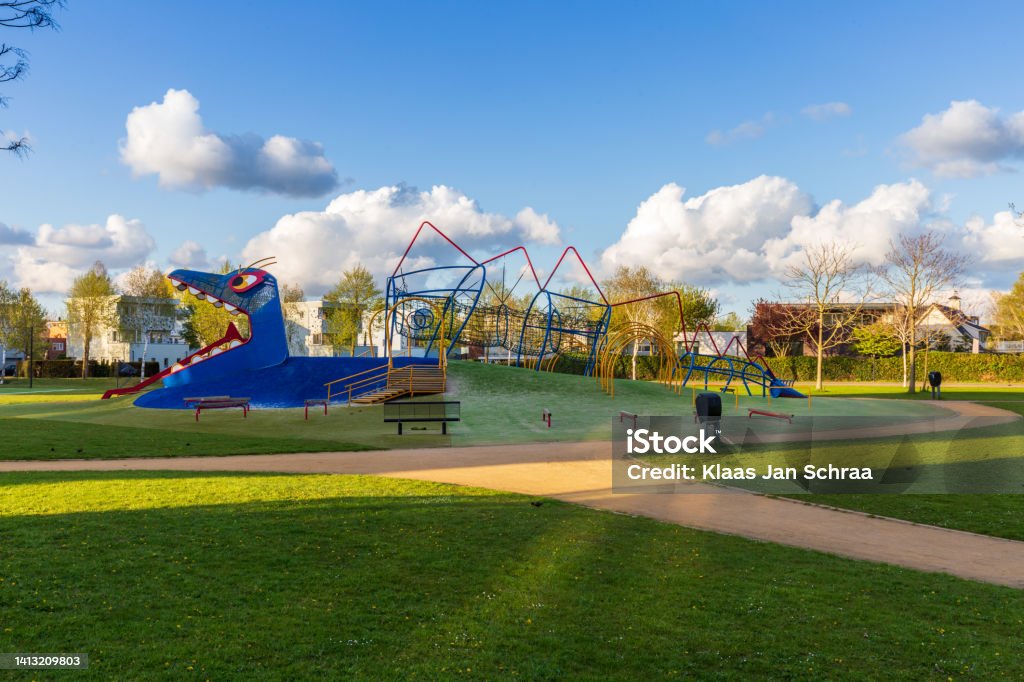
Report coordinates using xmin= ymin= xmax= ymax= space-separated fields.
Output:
xmin=240 ymin=184 xmax=562 ymax=294
xmin=120 ymin=89 xmax=339 ymax=197
xmin=706 ymin=113 xmax=776 ymax=146
xmin=801 ymin=101 xmax=852 ymax=121
xmin=899 ymin=99 xmax=1024 ymax=177
xmin=600 ymin=175 xmax=1020 ymax=293
xmin=8 ymin=215 xmax=157 ymax=294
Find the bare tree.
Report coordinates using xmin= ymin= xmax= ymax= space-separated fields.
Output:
xmin=777 ymin=242 xmax=874 ymax=390
xmin=882 ymin=233 xmax=969 ymax=393
xmin=1 ymin=1 xmax=64 ymax=155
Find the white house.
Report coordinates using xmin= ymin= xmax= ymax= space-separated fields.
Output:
xmin=66 ymin=295 xmax=191 ymax=370
xmin=283 ymin=300 xmax=409 ymax=357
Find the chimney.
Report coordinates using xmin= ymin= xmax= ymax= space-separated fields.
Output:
xmin=948 ymin=291 xmax=961 ymax=311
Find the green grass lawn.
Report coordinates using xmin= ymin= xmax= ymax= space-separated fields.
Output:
xmin=2 ymin=363 xmax=1023 ymax=545
xmin=1 ymin=472 xmax=1021 ymax=679
xmin=0 ymin=361 xmax=946 ymax=459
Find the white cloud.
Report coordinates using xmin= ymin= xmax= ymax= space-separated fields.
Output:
xmin=601 ymin=177 xmax=942 ymax=287
xmin=9 ymin=215 xmax=156 ymax=294
xmin=763 ymin=179 xmax=933 ymax=270
xmin=241 ymin=184 xmax=562 ymax=294
xmin=801 ymin=101 xmax=852 ymax=121
xmin=120 ymin=89 xmax=338 ymax=197
xmin=706 ymin=113 xmax=775 ymax=146
xmin=962 ymin=210 xmax=1024 ymax=268
xmin=899 ymin=100 xmax=1024 ymax=177
xmin=168 ymin=240 xmax=211 ymax=269
xmin=601 ymin=176 xmax=814 ymax=285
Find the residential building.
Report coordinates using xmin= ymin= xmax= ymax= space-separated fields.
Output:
xmin=46 ymin=319 xmax=68 ymax=360
xmin=65 ymin=295 xmax=191 ymax=370
xmin=749 ymin=294 xmax=989 ymax=357
xmin=282 ymin=300 xmax=409 ymax=357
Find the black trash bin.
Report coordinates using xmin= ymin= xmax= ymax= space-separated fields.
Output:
xmin=927 ymin=371 xmax=942 ymax=399
xmin=695 ymin=392 xmax=722 ymax=435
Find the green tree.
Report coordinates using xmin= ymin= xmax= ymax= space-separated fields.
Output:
xmin=851 ymin=323 xmax=902 ymax=358
xmin=66 ymin=261 xmax=117 ymax=378
xmin=602 ymin=267 xmax=717 ymax=379
xmin=993 ymin=272 xmax=1024 ymax=341
xmin=712 ymin=311 xmax=746 ymax=332
xmin=324 ymin=265 xmax=382 ymax=356
xmin=280 ymin=282 xmax=305 ymax=352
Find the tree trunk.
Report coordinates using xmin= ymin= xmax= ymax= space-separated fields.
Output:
xmin=82 ymin=337 xmax=90 ymax=379
xmin=815 ymin=319 xmax=825 ymax=391
xmin=140 ymin=335 xmax=149 ymax=380
xmin=901 ymin=342 xmax=908 ymax=387
xmin=0 ymin=345 xmax=5 ymax=385
xmin=906 ymin=326 xmax=916 ymax=394
xmin=631 ymin=343 xmax=638 ymax=381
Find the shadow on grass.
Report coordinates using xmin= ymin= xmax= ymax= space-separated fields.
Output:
xmin=1 ymin=478 xmax=1023 ymax=678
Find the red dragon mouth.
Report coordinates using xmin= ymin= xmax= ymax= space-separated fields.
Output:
xmin=167 ymin=276 xmax=252 ymax=374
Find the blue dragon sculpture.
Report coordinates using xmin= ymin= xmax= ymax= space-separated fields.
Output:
xmin=109 ymin=265 xmax=406 ymax=409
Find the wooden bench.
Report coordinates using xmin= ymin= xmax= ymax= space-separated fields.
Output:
xmin=619 ymin=411 xmax=638 ymax=429
xmin=184 ymin=396 xmax=251 ymax=422
xmin=383 ymin=400 xmax=460 ymax=435
xmin=748 ymin=408 xmax=793 ymax=424
xmin=304 ymin=398 xmax=329 ymax=420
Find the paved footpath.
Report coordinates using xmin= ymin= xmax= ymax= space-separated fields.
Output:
xmin=2 ymin=403 xmax=1024 ymax=588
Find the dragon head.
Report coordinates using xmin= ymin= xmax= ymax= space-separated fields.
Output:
xmin=163 ymin=265 xmax=289 ymax=386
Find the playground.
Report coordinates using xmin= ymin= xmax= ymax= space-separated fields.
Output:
xmin=2 ymin=222 xmax=1023 ymax=678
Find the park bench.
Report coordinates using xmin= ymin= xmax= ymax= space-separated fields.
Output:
xmin=383 ymin=400 xmax=460 ymax=435
xmin=184 ymin=396 xmax=251 ymax=422
xmin=619 ymin=411 xmax=638 ymax=429
xmin=304 ymin=398 xmax=329 ymax=420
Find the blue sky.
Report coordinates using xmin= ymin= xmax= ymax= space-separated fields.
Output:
xmin=4 ymin=0 xmax=1024 ymax=317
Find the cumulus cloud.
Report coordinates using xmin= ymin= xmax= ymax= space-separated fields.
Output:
xmin=0 ymin=222 xmax=33 ymax=245
xmin=9 ymin=215 xmax=156 ymax=294
xmin=706 ymin=113 xmax=775 ymax=146
xmin=120 ymin=89 xmax=338 ymax=197
xmin=962 ymin=210 xmax=1024 ymax=271
xmin=801 ymin=101 xmax=852 ymax=121
xmin=899 ymin=100 xmax=1024 ymax=177
xmin=600 ymin=176 xmax=943 ymax=287
xmin=241 ymin=184 xmax=562 ymax=294
xmin=601 ymin=176 xmax=814 ymax=284
xmin=168 ymin=240 xmax=211 ymax=269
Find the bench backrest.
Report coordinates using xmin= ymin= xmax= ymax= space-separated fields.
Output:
xmin=383 ymin=401 xmax=460 ymax=420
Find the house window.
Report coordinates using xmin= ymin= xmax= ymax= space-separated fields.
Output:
xmin=52 ymin=341 xmax=64 ymax=351
xmin=312 ymin=333 xmax=324 ymax=345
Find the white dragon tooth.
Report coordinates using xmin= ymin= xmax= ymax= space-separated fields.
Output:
xmin=228 ymin=340 xmax=242 ymax=348
xmin=210 ymin=347 xmax=223 ymax=356
xmin=170 ymin=363 xmax=183 ymax=373
xmin=223 ymin=303 xmax=236 ymax=312
xmin=188 ymin=286 xmax=200 ymax=296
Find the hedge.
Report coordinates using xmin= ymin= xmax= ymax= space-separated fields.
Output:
xmin=763 ymin=352 xmax=1024 ymax=384
xmin=31 ymin=360 xmax=162 ymax=378
xmin=543 ymin=351 xmax=1024 ymax=383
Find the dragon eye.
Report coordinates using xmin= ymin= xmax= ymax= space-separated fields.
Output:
xmin=229 ymin=271 xmax=265 ymax=293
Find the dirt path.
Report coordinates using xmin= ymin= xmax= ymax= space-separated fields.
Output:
xmin=2 ymin=402 xmax=1021 ymax=588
